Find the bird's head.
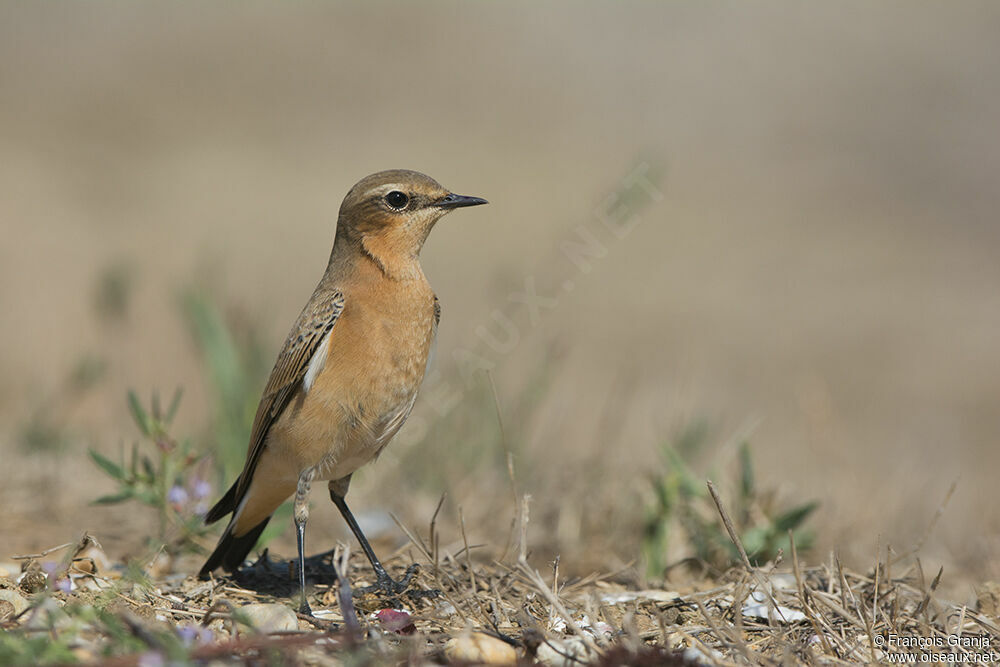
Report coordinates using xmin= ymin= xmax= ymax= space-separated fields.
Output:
xmin=335 ymin=169 xmax=487 ymax=278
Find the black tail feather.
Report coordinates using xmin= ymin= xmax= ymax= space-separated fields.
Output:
xmin=198 ymin=517 xmax=270 ymax=579
xmin=204 ymin=480 xmax=240 ymax=524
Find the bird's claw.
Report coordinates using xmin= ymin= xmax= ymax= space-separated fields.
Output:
xmin=357 ymin=563 xmax=419 ymax=598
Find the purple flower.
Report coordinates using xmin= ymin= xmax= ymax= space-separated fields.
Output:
xmin=167 ymin=485 xmax=189 ymax=507
xmin=53 ymin=577 xmax=72 ymax=593
xmin=192 ymin=478 xmax=212 ymax=500
xmin=177 ymin=625 xmax=213 ymax=646
xmin=176 ymin=625 xmax=198 ymax=645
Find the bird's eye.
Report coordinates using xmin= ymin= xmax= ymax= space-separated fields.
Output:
xmin=384 ymin=191 xmax=409 ymax=210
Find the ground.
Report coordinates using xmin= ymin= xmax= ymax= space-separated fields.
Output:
xmin=3 ymin=515 xmax=999 ymax=664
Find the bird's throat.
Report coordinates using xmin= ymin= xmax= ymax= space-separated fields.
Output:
xmin=360 ymin=233 xmax=424 ymax=281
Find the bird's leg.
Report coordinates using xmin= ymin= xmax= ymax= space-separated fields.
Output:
xmin=294 ymin=468 xmax=316 ymax=615
xmin=328 ymin=479 xmax=417 ymax=597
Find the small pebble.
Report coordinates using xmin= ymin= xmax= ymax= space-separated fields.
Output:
xmin=599 ymin=589 xmax=680 ymax=604
xmin=237 ymin=603 xmax=300 ymax=633
xmin=684 ymin=645 xmax=725 ymax=663
xmin=535 ymin=637 xmax=596 ymax=666
xmin=444 ymin=632 xmax=517 ymax=665
xmin=0 ymin=589 xmax=29 ymax=618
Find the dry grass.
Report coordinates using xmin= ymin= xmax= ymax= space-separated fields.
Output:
xmin=3 ymin=489 xmax=999 ymax=665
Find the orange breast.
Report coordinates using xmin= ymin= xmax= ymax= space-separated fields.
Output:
xmin=268 ymin=276 xmax=437 ymax=480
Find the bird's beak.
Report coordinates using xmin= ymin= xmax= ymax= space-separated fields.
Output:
xmin=434 ymin=193 xmax=489 ymax=209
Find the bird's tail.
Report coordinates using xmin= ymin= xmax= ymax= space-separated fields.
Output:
xmin=199 ymin=478 xmax=269 ymax=578
xmin=198 ymin=516 xmax=270 ymax=579
xmin=204 ymin=479 xmax=240 ymax=524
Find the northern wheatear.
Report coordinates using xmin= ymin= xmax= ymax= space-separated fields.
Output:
xmin=199 ymin=170 xmax=487 ymax=613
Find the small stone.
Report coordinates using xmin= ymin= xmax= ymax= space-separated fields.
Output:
xmin=237 ymin=603 xmax=300 ymax=633
xmin=742 ymin=590 xmax=808 ymax=623
xmin=0 ymin=589 xmax=29 ymax=618
xmin=535 ymin=637 xmax=596 ymax=667
xmin=599 ymin=589 xmax=681 ymax=604
xmin=0 ymin=562 xmax=20 ymax=579
xmin=444 ymin=632 xmax=517 ymax=665
xmin=684 ymin=645 xmax=725 ymax=663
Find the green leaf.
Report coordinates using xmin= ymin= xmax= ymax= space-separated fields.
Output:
xmin=774 ymin=501 xmax=819 ymax=532
xmin=741 ymin=526 xmax=767 ymax=556
xmin=165 ymin=387 xmax=184 ymax=423
xmin=89 ymin=449 xmax=125 ymax=481
xmin=136 ymin=490 xmax=161 ymax=506
xmin=127 ymin=390 xmax=152 ymax=436
xmin=662 ymin=446 xmax=700 ymax=495
xmin=129 ymin=441 xmax=139 ymax=477
xmin=141 ymin=455 xmax=156 ymax=480
xmin=93 ymin=491 xmax=134 ymax=505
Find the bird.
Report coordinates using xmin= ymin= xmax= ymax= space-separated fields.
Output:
xmin=198 ymin=169 xmax=487 ymax=613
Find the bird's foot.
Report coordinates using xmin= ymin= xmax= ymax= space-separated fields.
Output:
xmin=355 ymin=564 xmax=442 ymax=604
xmin=362 ymin=563 xmax=418 ymax=597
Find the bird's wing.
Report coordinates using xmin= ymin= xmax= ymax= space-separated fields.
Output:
xmin=233 ymin=291 xmax=345 ymax=503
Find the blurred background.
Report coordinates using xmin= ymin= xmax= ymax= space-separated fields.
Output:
xmin=2 ymin=2 xmax=999 ymax=597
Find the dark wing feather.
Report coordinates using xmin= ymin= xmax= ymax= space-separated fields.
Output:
xmin=207 ymin=291 xmax=344 ymax=522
